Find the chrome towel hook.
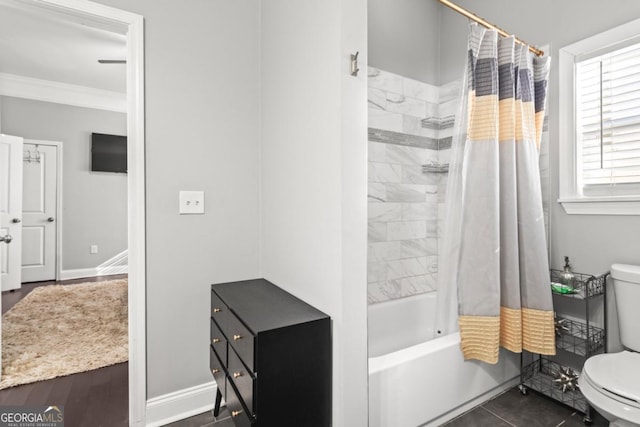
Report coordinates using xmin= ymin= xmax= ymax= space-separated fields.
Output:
xmin=350 ymin=51 xmax=360 ymax=76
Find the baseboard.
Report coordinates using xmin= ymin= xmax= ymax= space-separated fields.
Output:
xmin=145 ymin=380 xmax=220 ymax=427
xmin=59 ymin=266 xmax=128 ymax=281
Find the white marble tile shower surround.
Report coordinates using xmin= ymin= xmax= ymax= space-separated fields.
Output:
xmin=369 ymin=162 xmax=402 ymax=183
xmin=367 ymin=66 xmax=459 ymax=304
xmin=369 ymin=109 xmax=403 ymax=133
xmin=367 ymin=66 xmax=550 ymax=304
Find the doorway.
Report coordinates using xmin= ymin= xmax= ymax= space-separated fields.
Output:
xmin=0 ymin=0 xmax=145 ymax=425
xmin=0 ymin=135 xmax=23 ymax=291
xmin=0 ymin=139 xmax=61 ymax=289
xmin=22 ymin=140 xmax=60 ymax=284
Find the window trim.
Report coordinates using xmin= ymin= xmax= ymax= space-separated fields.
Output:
xmin=559 ymin=18 xmax=640 ymax=215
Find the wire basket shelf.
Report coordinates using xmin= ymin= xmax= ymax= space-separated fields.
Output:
xmin=555 ymin=316 xmax=605 ymax=356
xmin=550 ymin=270 xmax=607 ymax=299
xmin=522 ymin=358 xmax=588 ymax=414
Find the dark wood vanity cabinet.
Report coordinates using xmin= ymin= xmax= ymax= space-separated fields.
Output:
xmin=209 ymin=279 xmax=331 ymax=427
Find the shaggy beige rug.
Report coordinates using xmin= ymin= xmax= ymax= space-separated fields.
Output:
xmin=0 ymin=279 xmax=128 ymax=389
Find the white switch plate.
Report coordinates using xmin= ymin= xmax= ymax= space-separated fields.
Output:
xmin=90 ymin=245 xmax=98 ymax=254
xmin=179 ymin=191 xmax=205 ymax=214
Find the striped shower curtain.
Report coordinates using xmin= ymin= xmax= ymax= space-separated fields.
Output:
xmin=456 ymin=25 xmax=555 ymax=363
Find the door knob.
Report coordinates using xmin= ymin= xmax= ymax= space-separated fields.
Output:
xmin=11 ymin=218 xmax=21 ymax=223
xmin=47 ymin=217 xmax=55 ymax=222
xmin=0 ymin=234 xmax=12 ymax=244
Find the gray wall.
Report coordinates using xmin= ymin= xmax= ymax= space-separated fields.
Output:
xmin=437 ymin=5 xmax=467 ymax=84
xmin=93 ymin=0 xmax=262 ymax=399
xmin=368 ymin=0 xmax=441 ymax=84
xmin=0 ymin=96 xmax=127 ymax=271
xmin=94 ymin=2 xmax=369 ymax=423
xmin=260 ymin=0 xmax=369 ymax=424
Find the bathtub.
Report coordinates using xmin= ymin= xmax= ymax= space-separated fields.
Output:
xmin=368 ymin=292 xmax=520 ymax=427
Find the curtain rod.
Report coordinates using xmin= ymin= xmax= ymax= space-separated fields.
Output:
xmin=438 ymin=0 xmax=544 ymax=57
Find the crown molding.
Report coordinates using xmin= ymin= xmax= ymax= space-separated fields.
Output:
xmin=0 ymin=72 xmax=126 ymax=113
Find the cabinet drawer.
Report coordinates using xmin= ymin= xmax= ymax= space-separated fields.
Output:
xmin=210 ymin=318 xmax=227 ymax=366
xmin=226 ymin=380 xmax=254 ymax=427
xmin=209 ymin=346 xmax=226 ymax=400
xmin=228 ymin=346 xmax=255 ymax=416
xmin=227 ymin=311 xmax=255 ymax=372
xmin=211 ymin=290 xmax=228 ymax=332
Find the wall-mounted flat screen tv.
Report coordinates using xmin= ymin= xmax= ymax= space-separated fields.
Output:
xmin=91 ymin=133 xmax=127 ymax=173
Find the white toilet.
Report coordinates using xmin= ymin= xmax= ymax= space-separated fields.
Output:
xmin=580 ymin=264 xmax=640 ymax=427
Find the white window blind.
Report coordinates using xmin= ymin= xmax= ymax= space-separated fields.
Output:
xmin=576 ymin=42 xmax=640 ymax=196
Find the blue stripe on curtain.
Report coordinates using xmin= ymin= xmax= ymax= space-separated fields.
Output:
xmin=534 ymin=80 xmax=548 ymax=112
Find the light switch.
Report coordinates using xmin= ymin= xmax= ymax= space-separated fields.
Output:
xmin=179 ymin=191 xmax=205 ymax=214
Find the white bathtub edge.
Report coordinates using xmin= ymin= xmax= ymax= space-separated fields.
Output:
xmin=369 ymin=332 xmax=460 ymax=375
xmin=420 ymin=376 xmax=520 ymax=427
xmin=368 ymin=333 xmax=521 ymax=427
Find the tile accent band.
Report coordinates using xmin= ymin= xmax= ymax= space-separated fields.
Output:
xmin=368 ymin=128 xmax=439 ymax=150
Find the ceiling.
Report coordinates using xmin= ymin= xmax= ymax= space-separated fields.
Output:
xmin=0 ymin=2 xmax=126 ymax=93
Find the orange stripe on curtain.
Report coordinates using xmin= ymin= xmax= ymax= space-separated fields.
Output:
xmin=498 ymin=99 xmax=515 ymax=142
xmin=469 ymin=95 xmax=499 ymax=141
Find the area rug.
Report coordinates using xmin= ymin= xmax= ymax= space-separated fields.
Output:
xmin=0 ymin=279 xmax=128 ymax=389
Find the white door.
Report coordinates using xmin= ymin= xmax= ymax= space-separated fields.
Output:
xmin=0 ymin=134 xmax=24 ymax=291
xmin=22 ymin=142 xmax=58 ymax=283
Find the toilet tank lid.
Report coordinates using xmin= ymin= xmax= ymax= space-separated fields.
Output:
xmin=611 ymin=264 xmax=640 ymax=284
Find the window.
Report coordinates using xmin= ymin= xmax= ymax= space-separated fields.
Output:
xmin=577 ymin=42 xmax=640 ymax=194
xmin=559 ymin=18 xmax=640 ymax=215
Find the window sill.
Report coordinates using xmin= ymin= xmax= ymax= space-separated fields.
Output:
xmin=558 ymin=197 xmax=640 ymax=215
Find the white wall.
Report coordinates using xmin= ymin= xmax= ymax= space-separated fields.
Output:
xmin=93 ymin=0 xmax=262 ymax=399
xmin=0 ymin=96 xmax=127 ymax=271
xmin=260 ymin=0 xmax=368 ymax=426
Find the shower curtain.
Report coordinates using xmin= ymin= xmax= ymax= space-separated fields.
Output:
xmin=436 ymin=24 xmax=555 ymax=364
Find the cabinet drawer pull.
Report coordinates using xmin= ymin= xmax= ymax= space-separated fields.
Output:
xmin=212 ymin=368 xmax=220 ymax=374
xmin=233 ymin=334 xmax=243 ymax=341
xmin=231 ymin=410 xmax=242 ymax=418
xmin=212 ymin=338 xmax=221 ymax=344
xmin=213 ymin=308 xmax=222 ymax=313
xmin=233 ymin=371 xmax=243 ymax=379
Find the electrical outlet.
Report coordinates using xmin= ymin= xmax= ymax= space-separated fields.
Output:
xmin=179 ymin=191 xmax=205 ymax=214
xmin=90 ymin=245 xmax=98 ymax=254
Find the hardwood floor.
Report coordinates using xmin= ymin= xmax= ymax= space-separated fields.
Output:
xmin=0 ymin=363 xmax=128 ymax=427
xmin=0 ymin=275 xmax=129 ymax=426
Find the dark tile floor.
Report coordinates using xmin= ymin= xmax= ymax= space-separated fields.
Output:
xmin=442 ymin=387 xmax=608 ymax=427
xmin=169 ymin=386 xmax=608 ymax=427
